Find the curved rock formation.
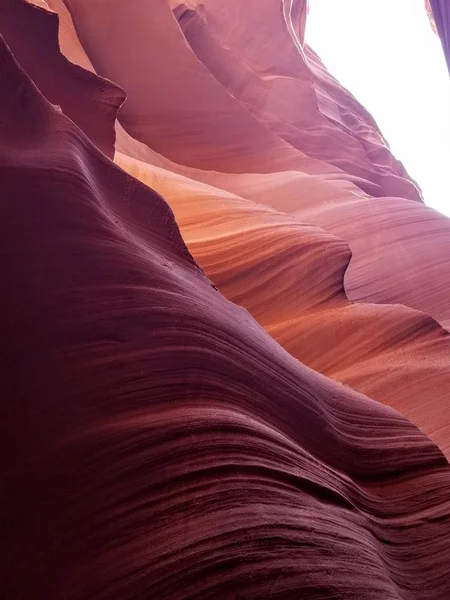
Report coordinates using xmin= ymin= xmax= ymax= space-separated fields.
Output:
xmin=52 ymin=0 xmax=450 ymax=445
xmin=0 ymin=0 xmax=125 ymax=158
xmin=59 ymin=0 xmax=450 ymax=328
xmin=118 ymin=151 xmax=450 ymax=457
xmin=174 ymin=0 xmax=421 ymax=200
xmin=2 ymin=1 xmax=450 ymax=598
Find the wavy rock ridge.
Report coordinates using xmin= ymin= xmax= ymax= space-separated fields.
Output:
xmin=1 ymin=1 xmax=450 ymax=598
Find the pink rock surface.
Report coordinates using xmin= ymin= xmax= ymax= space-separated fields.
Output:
xmin=0 ymin=0 xmax=124 ymax=158
xmin=2 ymin=1 xmax=450 ymax=598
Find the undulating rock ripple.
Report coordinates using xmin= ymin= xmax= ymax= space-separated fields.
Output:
xmin=1 ymin=1 xmax=450 ymax=598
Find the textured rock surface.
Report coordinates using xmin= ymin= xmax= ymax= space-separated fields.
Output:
xmin=2 ymin=1 xmax=450 ymax=598
xmin=0 ymin=0 xmax=124 ymax=158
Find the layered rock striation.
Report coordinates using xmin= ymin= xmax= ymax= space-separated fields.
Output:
xmin=1 ymin=1 xmax=450 ymax=598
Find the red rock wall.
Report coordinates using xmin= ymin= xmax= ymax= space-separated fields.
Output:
xmin=1 ymin=1 xmax=450 ymax=598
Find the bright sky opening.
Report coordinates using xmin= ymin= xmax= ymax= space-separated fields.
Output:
xmin=306 ymin=0 xmax=450 ymax=216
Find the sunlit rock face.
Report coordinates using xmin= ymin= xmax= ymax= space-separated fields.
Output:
xmin=2 ymin=1 xmax=450 ymax=599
